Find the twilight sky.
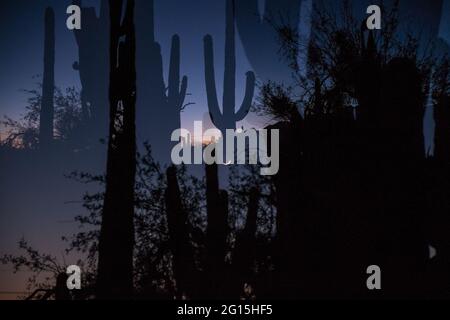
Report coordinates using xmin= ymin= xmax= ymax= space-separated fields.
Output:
xmin=0 ymin=0 xmax=264 ymax=298
xmin=0 ymin=0 xmax=259 ymax=134
xmin=0 ymin=0 xmax=449 ymax=139
xmin=0 ymin=0 xmax=449 ymax=299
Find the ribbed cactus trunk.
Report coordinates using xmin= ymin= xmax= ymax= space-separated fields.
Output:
xmin=204 ymin=0 xmax=255 ymax=136
xmin=205 ymin=162 xmax=229 ymax=297
xmin=39 ymin=7 xmax=55 ymax=149
xmin=97 ymin=0 xmax=136 ymax=299
xmin=165 ymin=166 xmax=194 ymax=298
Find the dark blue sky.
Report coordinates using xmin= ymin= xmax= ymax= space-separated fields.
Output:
xmin=0 ymin=0 xmax=449 ymax=298
xmin=0 ymin=0 xmax=449 ymax=132
xmin=0 ymin=1 xmax=79 ymax=119
xmin=0 ymin=0 xmax=260 ymax=297
xmin=0 ymin=0 xmax=258 ymax=134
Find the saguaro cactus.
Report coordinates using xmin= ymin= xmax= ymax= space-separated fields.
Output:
xmin=135 ymin=0 xmax=188 ymax=164
xmin=165 ymin=166 xmax=194 ymax=298
xmin=72 ymin=0 xmax=110 ymax=140
xmin=205 ymin=161 xmax=229 ymax=296
xmin=97 ymin=0 xmax=136 ymax=299
xmin=167 ymin=35 xmax=188 ymax=136
xmin=232 ymin=188 xmax=259 ymax=294
xmin=357 ymin=30 xmax=381 ymax=113
xmin=433 ymin=59 xmax=450 ymax=161
xmin=204 ymin=0 xmax=256 ymax=134
xmin=39 ymin=7 xmax=55 ymax=149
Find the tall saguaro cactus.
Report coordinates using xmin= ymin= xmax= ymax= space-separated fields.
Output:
xmin=165 ymin=166 xmax=195 ymax=298
xmin=72 ymin=0 xmax=110 ymax=141
xmin=135 ymin=0 xmax=188 ymax=164
xmin=232 ymin=188 xmax=259 ymax=294
xmin=167 ymin=35 xmax=188 ymax=136
xmin=39 ymin=7 xmax=55 ymax=149
xmin=204 ymin=0 xmax=256 ymax=134
xmin=205 ymin=161 xmax=229 ymax=296
xmin=97 ymin=0 xmax=136 ymax=299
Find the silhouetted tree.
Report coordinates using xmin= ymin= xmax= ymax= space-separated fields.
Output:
xmin=1 ymin=85 xmax=82 ymax=149
xmin=255 ymin=0 xmax=438 ymax=298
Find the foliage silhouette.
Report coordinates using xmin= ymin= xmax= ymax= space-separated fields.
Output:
xmin=2 ymin=0 xmax=450 ymax=300
xmin=1 ymin=85 xmax=82 ymax=150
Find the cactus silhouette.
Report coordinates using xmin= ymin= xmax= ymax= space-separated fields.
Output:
xmin=429 ymin=58 xmax=450 ymax=294
xmin=135 ymin=0 xmax=188 ymax=164
xmin=167 ymin=35 xmax=188 ymax=136
xmin=97 ymin=0 xmax=136 ymax=299
xmin=204 ymin=161 xmax=229 ymax=296
xmin=235 ymin=0 xmax=301 ymax=83
xmin=203 ymin=0 xmax=256 ymax=134
xmin=165 ymin=166 xmax=194 ymax=299
xmin=72 ymin=0 xmax=109 ymax=141
xmin=433 ymin=59 xmax=450 ymax=161
xmin=355 ymin=29 xmax=382 ymax=123
xmin=232 ymin=187 xmax=259 ymax=295
xmin=39 ymin=7 xmax=55 ymax=149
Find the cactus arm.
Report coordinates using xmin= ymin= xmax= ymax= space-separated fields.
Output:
xmin=204 ymin=35 xmax=223 ymax=128
xmin=168 ymin=35 xmax=181 ymax=105
xmin=168 ymin=34 xmax=188 ymax=110
xmin=235 ymin=71 xmax=256 ymax=122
